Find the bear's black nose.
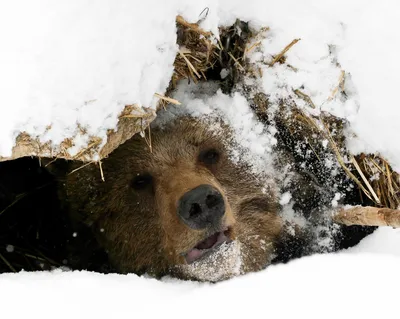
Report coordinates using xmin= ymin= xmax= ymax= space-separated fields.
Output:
xmin=178 ymin=184 xmax=225 ymax=230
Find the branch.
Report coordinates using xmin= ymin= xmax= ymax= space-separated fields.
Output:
xmin=333 ymin=206 xmax=400 ymax=228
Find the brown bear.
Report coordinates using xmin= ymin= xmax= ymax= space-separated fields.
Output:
xmin=52 ymin=115 xmax=283 ymax=282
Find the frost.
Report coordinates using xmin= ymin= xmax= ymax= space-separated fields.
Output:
xmin=281 ymin=202 xmax=307 ymax=229
xmin=331 ymin=193 xmax=342 ymax=208
xmin=156 ymin=82 xmax=276 ymax=178
xmin=279 ymin=192 xmax=292 ymax=205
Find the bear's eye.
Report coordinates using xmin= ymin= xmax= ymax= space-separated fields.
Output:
xmin=131 ymin=173 xmax=153 ymax=191
xmin=199 ymin=149 xmax=220 ymax=165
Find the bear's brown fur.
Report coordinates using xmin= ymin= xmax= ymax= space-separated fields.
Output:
xmin=54 ymin=116 xmax=282 ymax=281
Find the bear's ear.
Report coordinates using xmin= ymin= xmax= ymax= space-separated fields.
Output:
xmin=41 ymin=158 xmax=73 ymax=179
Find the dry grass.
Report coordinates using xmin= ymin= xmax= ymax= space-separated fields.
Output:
xmin=355 ymin=154 xmax=400 ymax=209
xmin=172 ymin=15 xmax=254 ymax=95
xmin=172 ymin=15 xmax=399 ymax=210
xmin=269 ymin=38 xmax=301 ymax=66
xmin=172 ymin=16 xmax=219 ymax=88
xmin=270 ymin=94 xmax=400 ymax=209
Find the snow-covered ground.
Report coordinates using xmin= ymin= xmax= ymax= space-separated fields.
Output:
xmin=2 ymin=229 xmax=400 ymax=319
xmin=1 ymin=0 xmax=400 ymax=318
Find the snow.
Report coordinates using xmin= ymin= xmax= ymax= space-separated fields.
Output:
xmin=5 ymin=245 xmax=14 ymax=253
xmin=348 ymin=227 xmax=400 ymax=257
xmin=209 ymin=0 xmax=400 ymax=174
xmin=155 ymin=81 xmax=277 ymax=176
xmin=0 ymin=0 xmax=204 ymax=157
xmin=177 ymin=241 xmax=242 ymax=282
xmin=337 ymin=3 xmax=400 ymax=171
xmin=1 ymin=246 xmax=400 ymax=319
xmin=1 ymin=0 xmax=399 ymax=164
xmin=279 ymin=192 xmax=292 ymax=205
xmin=1 ymin=0 xmax=400 ymax=317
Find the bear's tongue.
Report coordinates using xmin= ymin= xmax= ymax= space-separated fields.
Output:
xmin=185 ymin=231 xmax=229 ymax=264
xmin=195 ymin=232 xmax=219 ymax=250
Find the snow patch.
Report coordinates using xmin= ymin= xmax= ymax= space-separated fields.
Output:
xmin=279 ymin=192 xmax=292 ymax=205
xmin=156 ymin=82 xmax=277 ymax=178
xmin=176 ymin=241 xmax=242 ymax=282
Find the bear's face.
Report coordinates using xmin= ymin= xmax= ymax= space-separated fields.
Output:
xmin=62 ymin=117 xmax=282 ymax=281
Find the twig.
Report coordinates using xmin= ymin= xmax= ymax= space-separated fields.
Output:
xmin=386 ymin=162 xmax=395 ymax=196
xmin=333 ymin=206 xmax=400 ymax=228
xmin=0 ymin=193 xmax=27 ymax=217
xmin=245 ymin=41 xmax=262 ymax=56
xmin=228 ymin=52 xmax=245 ymax=71
xmin=319 ymin=117 xmax=374 ymax=201
xmin=0 ymin=253 xmax=16 ymax=272
xmin=23 ymin=253 xmax=48 ymax=262
xmin=72 ymin=140 xmax=102 ymax=160
xmin=143 ymin=125 xmax=153 ymax=153
xmin=120 ymin=112 xmax=154 ymax=119
xmin=148 ymin=125 xmax=152 ymax=153
xmin=350 ymin=156 xmax=381 ymax=204
xmin=269 ymin=38 xmax=301 ymax=66
xmin=99 ymin=160 xmax=105 ymax=182
xmin=154 ymin=93 xmax=181 ymax=105
xmin=68 ymin=161 xmax=93 ymax=175
xmin=327 ymin=70 xmax=345 ymax=101
xmin=179 ymin=49 xmax=202 ymax=79
xmin=197 ymin=7 xmax=209 ymax=24
xmin=0 ymin=182 xmax=53 ymax=217
xmin=44 ymin=157 xmax=58 ymax=168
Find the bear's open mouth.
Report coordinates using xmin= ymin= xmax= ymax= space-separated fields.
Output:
xmin=185 ymin=228 xmax=233 ymax=264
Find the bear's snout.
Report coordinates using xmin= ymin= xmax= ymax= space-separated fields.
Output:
xmin=177 ymin=184 xmax=225 ymax=230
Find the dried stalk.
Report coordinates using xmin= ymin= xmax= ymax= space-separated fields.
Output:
xmin=350 ymin=156 xmax=380 ymax=204
xmin=293 ymin=89 xmax=316 ymax=109
xmin=99 ymin=160 xmax=105 ymax=182
xmin=0 ymin=253 xmax=16 ymax=272
xmin=179 ymin=49 xmax=202 ymax=79
xmin=269 ymin=38 xmax=301 ymax=66
xmin=327 ymin=70 xmax=345 ymax=101
xmin=154 ymin=93 xmax=181 ymax=105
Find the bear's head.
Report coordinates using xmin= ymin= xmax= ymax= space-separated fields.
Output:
xmin=55 ymin=116 xmax=282 ymax=281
